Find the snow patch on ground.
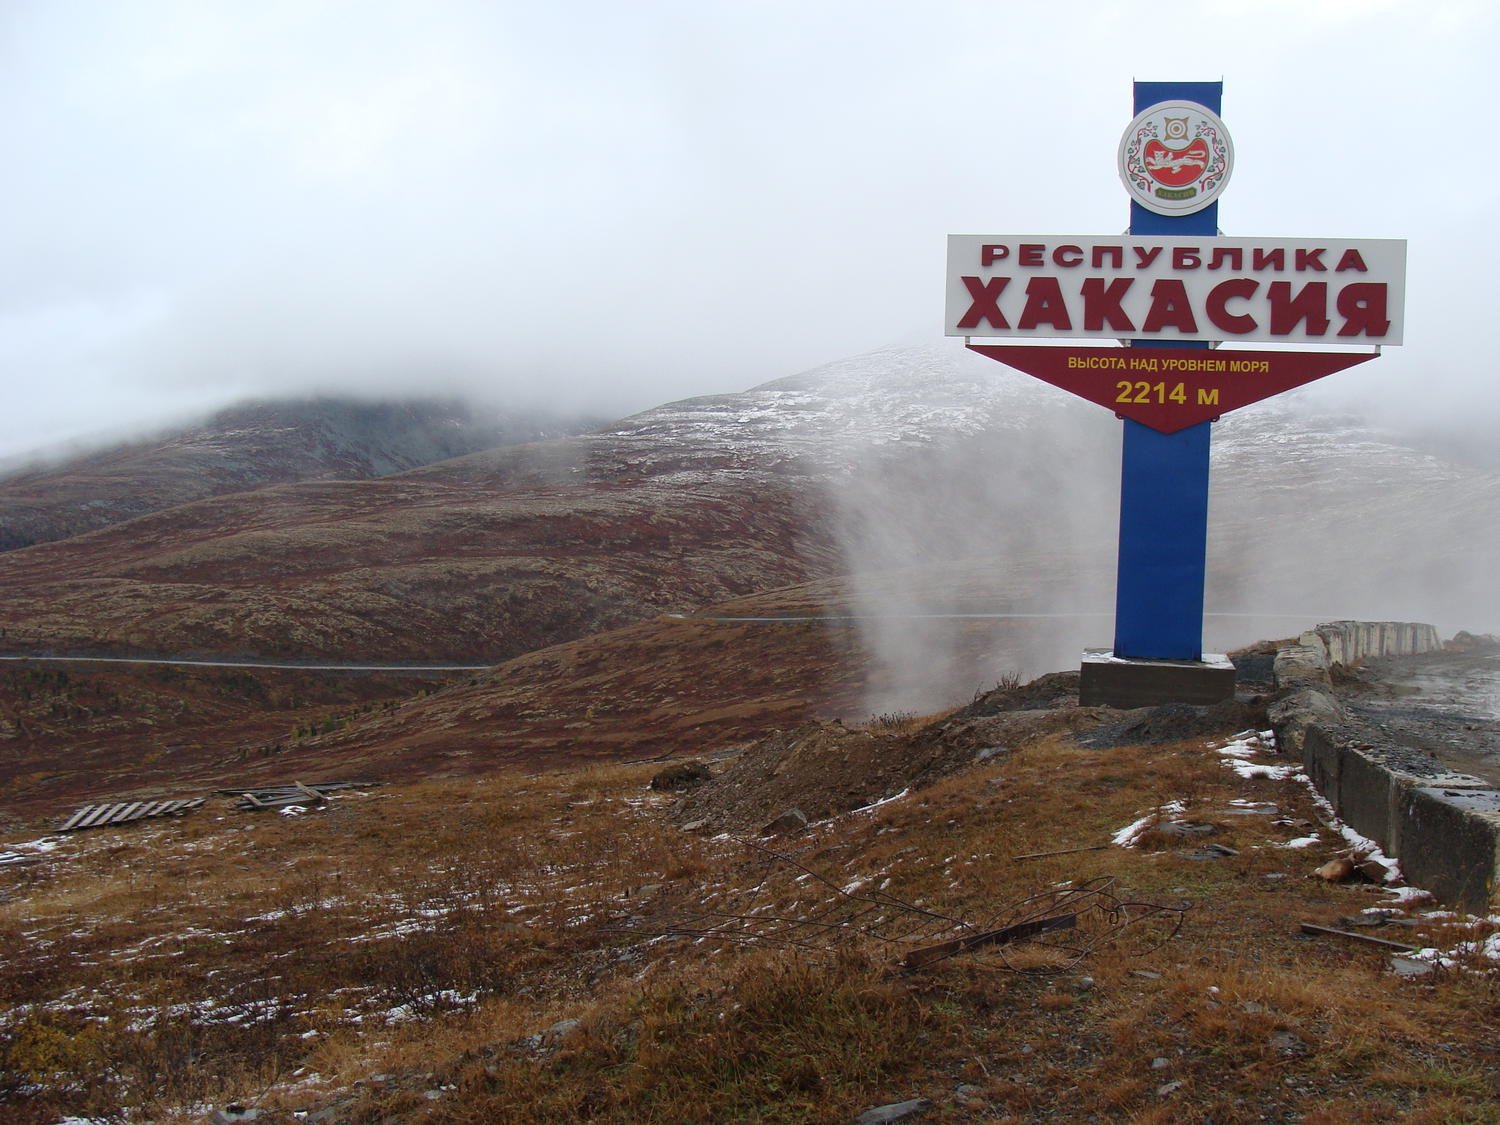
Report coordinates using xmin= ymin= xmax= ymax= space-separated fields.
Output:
xmin=1204 ymin=728 xmax=1500 ymax=969
xmin=1406 ymin=929 xmax=1500 ymax=972
xmin=1215 ymin=728 xmax=1417 ymax=890
xmin=0 ymin=835 xmax=68 ymax=866
xmin=859 ymin=787 xmax=909 ymax=812
xmin=1112 ymin=800 xmax=1186 ymax=848
xmin=1384 ymin=886 xmax=1433 ymax=906
xmin=1209 ymin=730 xmax=1403 ymax=879
xmin=1215 ymin=730 xmax=1299 ymax=779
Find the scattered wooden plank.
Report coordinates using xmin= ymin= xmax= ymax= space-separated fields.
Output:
xmin=77 ymin=803 xmax=120 ymax=829
xmin=293 ymin=781 xmax=328 ymax=805
xmin=236 ymin=793 xmax=316 ymax=811
xmin=137 ymin=799 xmax=202 ymax=819
xmin=1298 ymin=922 xmax=1420 ymax=952
xmin=215 ymin=780 xmax=382 ymax=797
xmin=111 ymin=800 xmax=148 ymax=825
xmin=58 ymin=805 xmax=96 ymax=832
xmin=225 ymin=779 xmax=381 ymax=812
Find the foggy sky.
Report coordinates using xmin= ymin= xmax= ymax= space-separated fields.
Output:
xmin=3 ymin=0 xmax=1496 ymax=460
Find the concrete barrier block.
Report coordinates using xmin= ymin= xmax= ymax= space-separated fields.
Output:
xmin=1269 ymin=685 xmax=1341 ymax=759
xmin=1398 ymin=787 xmax=1500 ymax=915
xmin=1314 ymin=624 xmax=1349 ymax=668
xmin=1298 ymin=720 xmax=1345 ymax=801
xmin=1273 ymin=644 xmax=1331 ymax=692
xmin=1312 ymin=620 xmax=1441 ymax=668
xmin=1271 ymin=623 xmax=1478 ymax=914
xmin=1336 ymin=743 xmax=1401 ymax=853
xmin=1333 ymin=742 xmax=1492 ymax=857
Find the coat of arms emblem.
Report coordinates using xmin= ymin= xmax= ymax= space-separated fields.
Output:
xmin=1118 ymin=100 xmax=1233 ymax=216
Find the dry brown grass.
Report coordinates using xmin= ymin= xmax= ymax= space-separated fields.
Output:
xmin=1 ymin=728 xmax=1496 ymax=1123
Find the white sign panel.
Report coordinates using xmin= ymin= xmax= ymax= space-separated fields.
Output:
xmin=945 ymin=236 xmax=1406 ymax=345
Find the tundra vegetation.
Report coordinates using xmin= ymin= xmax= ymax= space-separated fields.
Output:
xmin=1 ymin=713 xmax=1495 ymax=1123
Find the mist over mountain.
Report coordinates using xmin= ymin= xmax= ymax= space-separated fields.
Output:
xmin=0 ymin=343 xmax=1493 ymax=717
xmin=0 ymin=397 xmax=599 ymax=551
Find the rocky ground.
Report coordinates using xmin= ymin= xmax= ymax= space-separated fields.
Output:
xmin=1334 ymin=633 xmax=1500 ymax=788
xmin=3 ymin=665 xmax=1496 ymax=1123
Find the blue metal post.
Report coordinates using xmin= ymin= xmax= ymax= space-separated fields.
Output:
xmin=1112 ymin=80 xmax=1222 ymax=661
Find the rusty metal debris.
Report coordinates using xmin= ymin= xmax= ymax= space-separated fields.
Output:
xmin=894 ymin=876 xmax=1185 ymax=971
xmin=898 ymin=912 xmax=1078 ymax=971
xmin=58 ymin=798 xmax=206 ymax=832
xmin=616 ymin=838 xmax=1186 ymax=973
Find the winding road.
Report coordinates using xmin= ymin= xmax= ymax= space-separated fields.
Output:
xmin=0 ymin=653 xmax=491 ymax=673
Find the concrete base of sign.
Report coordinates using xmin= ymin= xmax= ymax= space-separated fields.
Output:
xmin=1079 ymin=649 xmax=1237 ymax=708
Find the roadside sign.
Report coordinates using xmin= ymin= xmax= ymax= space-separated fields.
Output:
xmin=945 ymin=236 xmax=1407 ymax=345
xmin=946 ymin=80 xmax=1408 ymax=672
xmin=965 ymin=344 xmax=1378 ymax=433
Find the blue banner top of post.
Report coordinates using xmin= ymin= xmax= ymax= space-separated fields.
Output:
xmin=1130 ymin=81 xmax=1221 ymax=240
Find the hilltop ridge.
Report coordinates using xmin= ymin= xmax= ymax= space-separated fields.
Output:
xmin=0 ymin=396 xmax=595 ymax=551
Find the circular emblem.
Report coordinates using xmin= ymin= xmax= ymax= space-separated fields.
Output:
xmin=1118 ymin=100 xmax=1233 ymax=216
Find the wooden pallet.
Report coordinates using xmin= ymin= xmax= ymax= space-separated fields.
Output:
xmin=58 ymin=797 xmax=206 ymax=832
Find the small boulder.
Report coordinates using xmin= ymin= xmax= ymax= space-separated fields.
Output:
xmin=854 ymin=1098 xmax=932 ymax=1124
xmin=761 ymin=808 xmax=809 ymax=836
xmin=1356 ymin=857 xmax=1394 ymax=883
xmin=1390 ymin=955 xmax=1436 ymax=978
xmin=650 ymin=760 xmax=712 ymax=791
xmin=544 ymin=1018 xmax=583 ymax=1045
xmin=1270 ymin=1030 xmax=1309 ymax=1056
xmin=1156 ymin=820 xmax=1218 ymax=838
xmin=1313 ymin=856 xmax=1356 ymax=882
xmin=1179 ymin=843 xmax=1238 ymax=861
xmin=953 ymin=1083 xmax=986 ymax=1109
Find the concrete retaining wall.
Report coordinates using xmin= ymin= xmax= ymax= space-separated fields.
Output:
xmin=1309 ymin=620 xmax=1442 ymax=669
xmin=1269 ymin=621 xmax=1500 ymax=915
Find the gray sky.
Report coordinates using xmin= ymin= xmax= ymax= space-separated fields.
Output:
xmin=2 ymin=0 xmax=1495 ymax=459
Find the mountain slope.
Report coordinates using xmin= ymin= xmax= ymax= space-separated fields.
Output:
xmin=0 ymin=397 xmax=593 ymax=551
xmin=0 ymin=345 xmax=1114 ymax=663
xmin=2 ymin=341 xmax=1498 ymax=811
xmin=0 ymin=342 xmax=1494 ymax=674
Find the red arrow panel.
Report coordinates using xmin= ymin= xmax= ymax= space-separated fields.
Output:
xmin=966 ymin=344 xmax=1378 ymax=433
